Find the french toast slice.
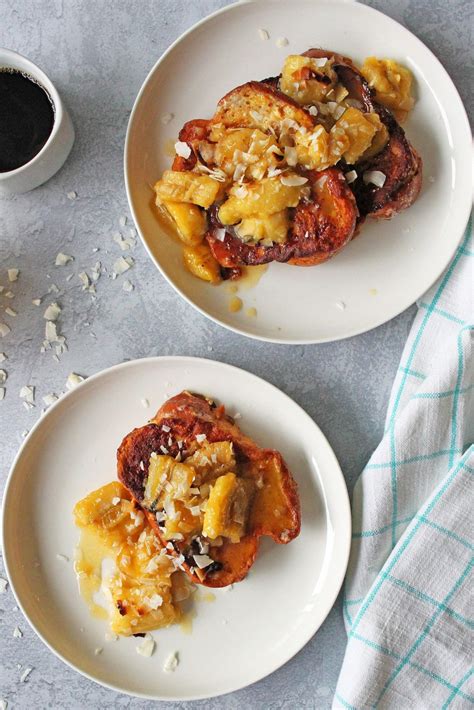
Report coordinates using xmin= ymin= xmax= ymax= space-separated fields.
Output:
xmin=302 ymin=49 xmax=422 ymax=218
xmin=211 ymin=80 xmax=315 ymax=133
xmin=117 ymin=392 xmax=301 ymax=587
xmin=207 ymin=168 xmax=358 ymax=267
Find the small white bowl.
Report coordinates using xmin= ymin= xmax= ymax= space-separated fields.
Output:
xmin=0 ymin=48 xmax=75 ymax=196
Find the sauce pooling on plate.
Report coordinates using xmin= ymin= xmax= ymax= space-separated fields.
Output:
xmin=0 ymin=69 xmax=55 ymax=172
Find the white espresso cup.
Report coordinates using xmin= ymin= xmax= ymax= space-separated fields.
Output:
xmin=0 ymin=48 xmax=75 ymax=196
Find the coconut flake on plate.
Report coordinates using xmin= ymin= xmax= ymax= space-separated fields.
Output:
xmin=0 ymin=578 xmax=8 ymax=593
xmin=0 ymin=370 xmax=7 ymax=384
xmin=280 ymin=174 xmax=308 ymax=187
xmin=258 ymin=28 xmax=269 ymax=40
xmin=4 ymin=291 xmax=14 ymax=298
xmin=32 ymin=298 xmax=42 ymax=306
xmin=163 ymin=651 xmax=179 ymax=673
xmin=363 ymin=170 xmax=386 ymax=187
xmin=5 ymin=307 xmax=17 ymax=317
xmin=335 ymin=301 xmax=346 ymax=311
xmin=7 ymin=268 xmax=19 ymax=282
xmin=13 ymin=626 xmax=23 ymax=638
xmin=67 ymin=190 xmax=77 ymax=200
xmin=94 ymin=647 xmax=103 ymax=656
xmin=175 ymin=141 xmax=191 ymax=159
xmin=276 ymin=37 xmax=289 ymax=47
xmin=66 ymin=373 xmax=85 ymax=390
xmin=0 ymin=353 xmax=5 ymax=362
xmin=136 ymin=634 xmax=156 ymax=657
xmin=0 ymin=323 xmax=10 ymax=338
xmin=161 ymin=112 xmax=174 ymax=125
xmin=122 ymin=279 xmax=134 ymax=292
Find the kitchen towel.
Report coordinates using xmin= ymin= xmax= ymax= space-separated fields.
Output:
xmin=334 ymin=219 xmax=473 ymax=709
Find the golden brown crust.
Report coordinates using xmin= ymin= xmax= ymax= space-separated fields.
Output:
xmin=117 ymin=392 xmax=301 ymax=587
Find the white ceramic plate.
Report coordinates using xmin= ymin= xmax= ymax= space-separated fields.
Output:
xmin=2 ymin=357 xmax=350 ymax=700
xmin=125 ymin=0 xmax=471 ymax=344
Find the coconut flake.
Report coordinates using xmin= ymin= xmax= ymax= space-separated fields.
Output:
xmin=5 ymin=307 xmax=16 ymax=317
xmin=55 ymin=252 xmax=73 ymax=266
xmin=20 ymin=385 xmax=35 ymax=403
xmin=56 ymin=553 xmax=69 ymax=562
xmin=193 ymin=554 xmax=214 ymax=569
xmin=20 ymin=667 xmax=33 ymax=682
xmin=42 ymin=393 xmax=58 ymax=407
xmin=284 ymin=146 xmax=298 ymax=166
xmin=280 ymin=174 xmax=308 ymax=187
xmin=163 ymin=651 xmax=179 ymax=673
xmin=13 ymin=626 xmax=23 ymax=638
xmin=0 ymin=578 xmax=8 ymax=592
xmin=308 ymin=105 xmax=318 ymax=117
xmin=7 ymin=268 xmax=19 ymax=282
xmin=161 ymin=112 xmax=174 ymax=125
xmin=122 ymin=279 xmax=134 ymax=292
xmin=214 ymin=228 xmax=226 ymax=242
xmin=335 ymin=300 xmax=346 ymax=311
xmin=175 ymin=141 xmax=191 ymax=159
xmin=94 ymin=647 xmax=103 ymax=655
xmin=363 ymin=170 xmax=386 ymax=187
xmin=312 ymin=57 xmax=328 ymax=68
xmin=258 ymin=28 xmax=269 ymax=40
xmin=345 ymin=170 xmax=357 ymax=184
xmin=4 ymin=291 xmax=14 ymax=298
xmin=113 ymin=256 xmax=134 ymax=275
xmin=32 ymin=298 xmax=41 ymax=306
xmin=195 ymin=433 xmax=207 ymax=443
xmin=136 ymin=634 xmax=155 ymax=657
xmin=67 ymin=190 xmax=77 ymax=200
xmin=0 ymin=370 xmax=6 ymax=384
xmin=66 ymin=373 xmax=85 ymax=390
xmin=0 ymin=353 xmax=5 ymax=362
xmin=78 ymin=272 xmax=90 ymax=289
xmin=0 ymin=323 xmax=11 ymax=338
xmin=233 ymin=185 xmax=248 ymax=198
xmin=276 ymin=36 xmax=289 ymax=48
xmin=43 ymin=302 xmax=61 ymax=321
xmin=146 ymin=593 xmax=163 ymax=610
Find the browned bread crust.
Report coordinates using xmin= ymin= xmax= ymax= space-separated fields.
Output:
xmin=206 ymin=168 xmax=358 ymax=267
xmin=117 ymin=392 xmax=301 ymax=587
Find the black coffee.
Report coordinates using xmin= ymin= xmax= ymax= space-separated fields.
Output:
xmin=0 ymin=69 xmax=55 ymax=172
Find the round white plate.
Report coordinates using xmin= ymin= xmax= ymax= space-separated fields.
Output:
xmin=2 ymin=357 xmax=350 ymax=700
xmin=125 ymin=0 xmax=471 ymax=344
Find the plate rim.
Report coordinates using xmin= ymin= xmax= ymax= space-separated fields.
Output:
xmin=124 ymin=0 xmax=472 ymax=345
xmin=1 ymin=355 xmax=351 ymax=701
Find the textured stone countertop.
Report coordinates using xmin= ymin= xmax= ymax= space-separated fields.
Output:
xmin=0 ymin=1 xmax=471 ymax=708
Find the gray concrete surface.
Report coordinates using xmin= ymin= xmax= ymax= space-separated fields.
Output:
xmin=0 ymin=1 xmax=471 ymax=708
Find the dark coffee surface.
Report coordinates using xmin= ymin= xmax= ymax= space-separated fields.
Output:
xmin=0 ymin=69 xmax=55 ymax=172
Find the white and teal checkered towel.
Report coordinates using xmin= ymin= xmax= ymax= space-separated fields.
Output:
xmin=334 ymin=221 xmax=473 ymax=709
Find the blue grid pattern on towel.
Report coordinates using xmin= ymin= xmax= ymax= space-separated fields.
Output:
xmin=335 ymin=220 xmax=473 ymax=709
